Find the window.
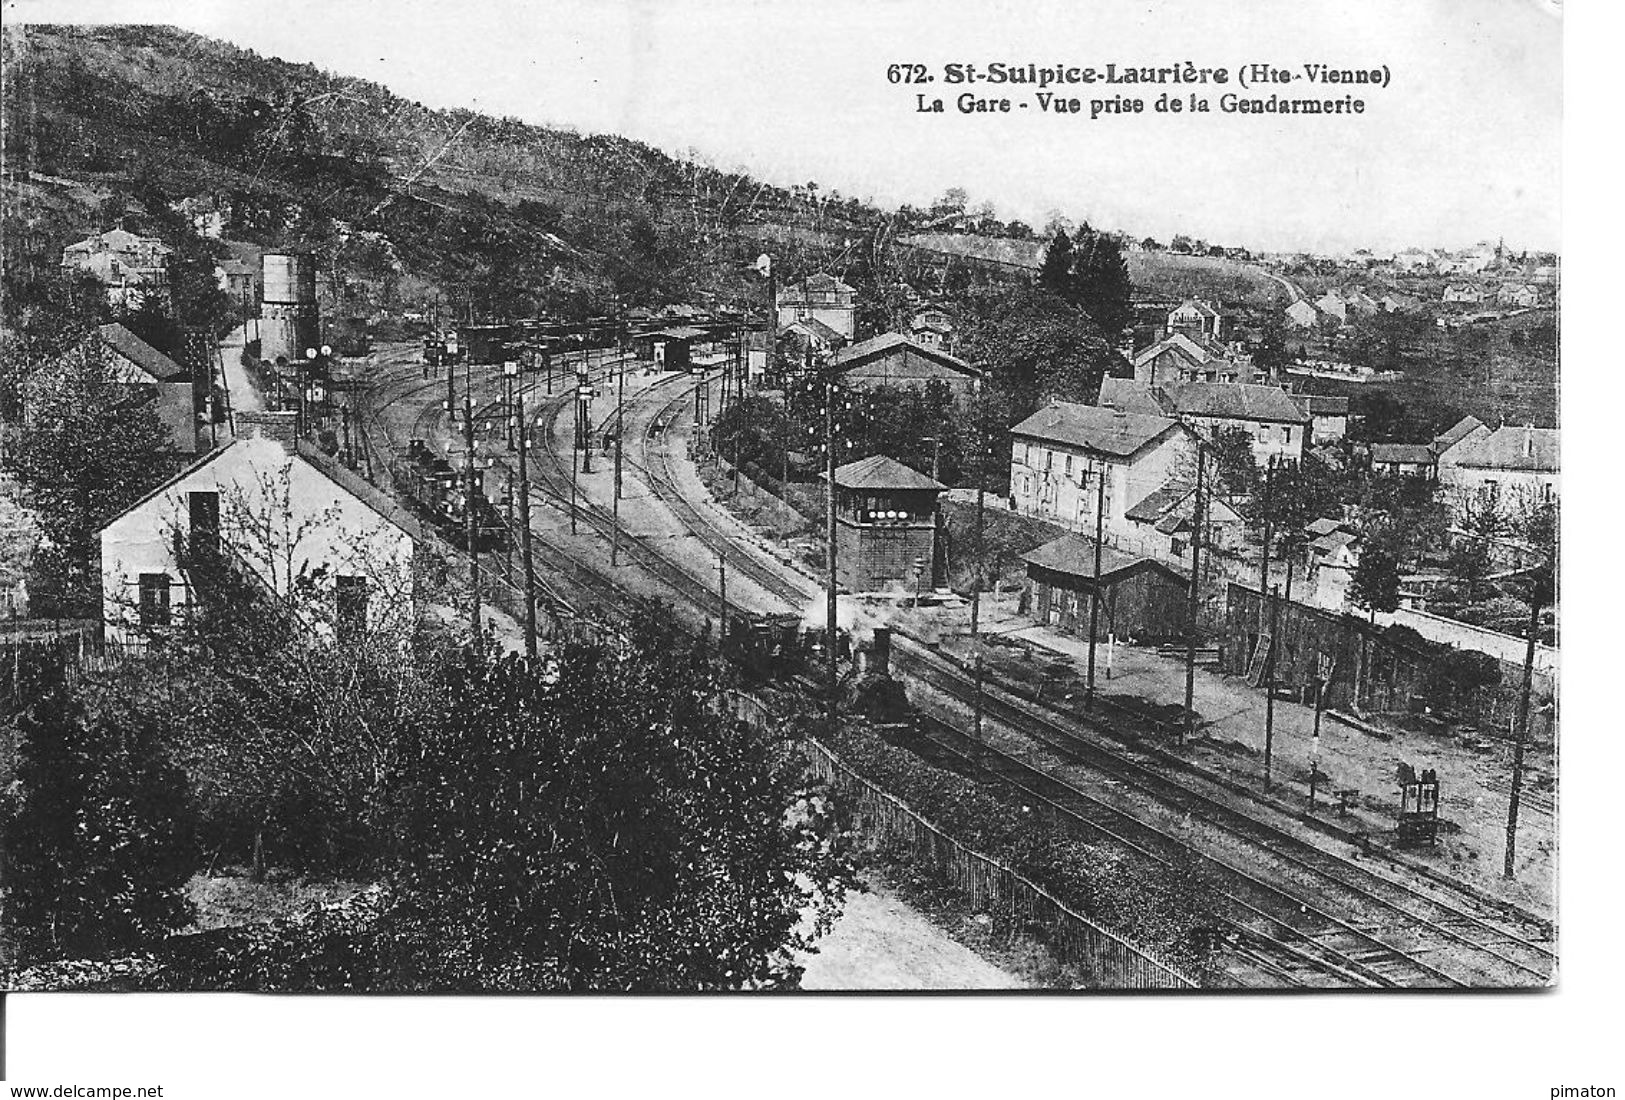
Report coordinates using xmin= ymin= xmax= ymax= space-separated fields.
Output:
xmin=138 ymin=573 xmax=172 ymax=629
xmin=1283 ymin=426 xmax=1293 ymax=445
xmin=1045 ymin=449 xmax=1054 ymax=473
xmin=1064 ymin=454 xmax=1074 ymax=478
xmin=336 ymin=575 xmax=369 ymax=643
xmin=1172 ymin=538 xmax=1187 ymax=558
xmin=1541 ymin=483 xmax=1554 ymax=503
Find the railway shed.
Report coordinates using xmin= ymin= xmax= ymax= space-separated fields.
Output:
xmin=1019 ymin=533 xmax=1190 ymax=642
xmin=632 ymin=326 xmax=706 ymax=372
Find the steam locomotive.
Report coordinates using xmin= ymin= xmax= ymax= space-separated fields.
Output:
xmin=721 ymin=610 xmax=854 ymax=686
xmin=392 ymin=439 xmax=509 ymax=552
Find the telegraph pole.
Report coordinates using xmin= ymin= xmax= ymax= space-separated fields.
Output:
xmin=1182 ymin=445 xmax=1206 ymax=746
xmin=1264 ymin=582 xmax=1280 ymax=790
xmin=1259 ymin=456 xmax=1276 ymax=632
xmin=1504 ymin=567 xmax=1548 ymax=878
xmin=516 ymin=378 xmax=537 ymax=658
xmin=825 ymin=371 xmax=839 ymax=733
xmin=612 ymin=357 xmax=624 ymax=567
xmin=970 ymin=375 xmax=989 ymax=745
xmin=1086 ymin=458 xmax=1106 ymax=707
xmin=463 ymin=383 xmax=482 ymax=649
xmin=718 ymin=552 xmax=729 ymax=640
xmin=570 ymin=371 xmax=581 ymax=537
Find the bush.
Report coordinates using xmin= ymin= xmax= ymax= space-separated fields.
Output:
xmin=822 ymin=719 xmax=1221 ymax=976
xmin=5 ymin=679 xmax=199 ymax=965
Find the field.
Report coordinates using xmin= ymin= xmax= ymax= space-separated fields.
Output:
xmin=1127 ymin=251 xmax=1290 ymax=310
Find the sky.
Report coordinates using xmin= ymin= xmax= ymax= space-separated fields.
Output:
xmin=12 ymin=0 xmax=1561 ymax=254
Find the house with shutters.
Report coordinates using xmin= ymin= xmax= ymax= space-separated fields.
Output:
xmin=1437 ymin=424 xmax=1559 ymax=525
xmin=1008 ymin=401 xmax=1199 ymax=538
xmin=1165 ymin=299 xmax=1223 ymax=342
xmin=776 ymin=273 xmax=857 ymax=340
xmin=60 ymin=228 xmax=173 ymax=308
xmin=1163 ymin=382 xmax=1312 ymax=465
xmin=99 ymin=411 xmax=423 ymax=647
xmin=1132 ymin=331 xmax=1252 ymax=386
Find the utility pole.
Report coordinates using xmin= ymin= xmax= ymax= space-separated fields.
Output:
xmin=516 ymin=378 xmax=537 ymax=658
xmin=1504 ymin=569 xmax=1547 ymax=878
xmin=570 ymin=367 xmax=582 ymax=537
xmin=1259 ymin=455 xmax=1276 ymax=633
xmin=578 ymin=364 xmax=593 ymax=475
xmin=1086 ymin=458 xmax=1106 ymax=708
xmin=718 ymin=552 xmax=729 ymax=641
xmin=1264 ymin=582 xmax=1280 ymax=790
xmin=825 ymin=371 xmax=839 ymax=733
xmin=463 ymin=384 xmax=482 ymax=650
xmin=612 ymin=356 xmax=626 ymax=565
xmin=1182 ymin=445 xmax=1205 ymax=746
xmin=970 ymin=375 xmax=989 ymax=745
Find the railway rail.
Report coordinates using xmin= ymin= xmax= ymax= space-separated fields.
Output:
xmin=350 ymin=342 xmax=1556 ymax=990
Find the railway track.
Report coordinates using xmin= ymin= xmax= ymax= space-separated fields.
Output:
xmin=892 ymin=641 xmax=1555 ymax=988
xmin=351 ymin=344 xmax=1556 ymax=989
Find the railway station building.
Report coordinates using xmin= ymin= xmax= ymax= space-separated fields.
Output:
xmin=825 ymin=454 xmax=946 ymax=594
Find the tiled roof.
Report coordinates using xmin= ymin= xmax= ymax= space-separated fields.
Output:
xmin=1431 ymin=415 xmax=1487 ymax=452
xmin=1012 ymin=401 xmax=1184 ymax=458
xmin=1304 ymin=517 xmax=1345 ymax=538
xmin=829 ymin=332 xmax=978 ymax=377
xmin=1312 ymin=530 xmax=1358 ymax=554
xmin=1098 ymin=377 xmax=1173 ymax=417
xmin=97 ymin=323 xmax=187 ymax=382
xmin=1448 ymin=426 xmax=1559 ymax=473
xmin=1022 ymin=532 xmax=1186 ymax=582
xmin=779 ymin=317 xmax=844 ymax=343
xmin=782 ymin=273 xmax=855 ymax=295
xmin=646 ymin=326 xmax=707 ymax=341
xmin=827 ymin=453 xmax=945 ymax=491
xmin=1170 ymin=382 xmax=1310 ymax=424
xmin=1304 ymin=395 xmax=1349 ymax=415
xmin=1134 ymin=331 xmax=1229 ymax=369
xmin=1170 ymin=298 xmax=1220 ymax=319
xmin=1124 ymin=484 xmax=1190 ymax=524
xmin=1370 ymin=443 xmax=1438 ymax=466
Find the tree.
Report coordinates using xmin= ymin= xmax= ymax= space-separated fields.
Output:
xmin=1445 ymin=537 xmax=1493 ymax=602
xmin=1038 ymin=229 xmax=1075 ymax=299
xmin=957 ymin=283 xmax=1125 ymax=419
xmin=1254 ymin=320 xmax=1290 ymax=381
xmin=4 ymin=342 xmax=176 ymax=609
xmin=376 ymin=616 xmax=853 ymax=990
xmin=1350 ymin=537 xmax=1402 ymax=620
xmin=1070 ymin=226 xmax=1134 ymax=336
xmin=5 ymin=673 xmax=198 ymax=965
xmin=1209 ymin=427 xmax=1259 ymax=499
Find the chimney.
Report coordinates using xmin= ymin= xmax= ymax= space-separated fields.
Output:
xmin=235 ymin=410 xmax=299 ymax=453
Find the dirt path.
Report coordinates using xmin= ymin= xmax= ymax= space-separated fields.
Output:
xmin=797 ymin=875 xmax=1025 ymax=990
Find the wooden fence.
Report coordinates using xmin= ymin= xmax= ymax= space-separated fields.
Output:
xmin=801 ymin=734 xmax=1198 ymax=990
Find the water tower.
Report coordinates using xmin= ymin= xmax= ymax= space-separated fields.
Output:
xmin=259 ymin=252 xmax=320 ymax=364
